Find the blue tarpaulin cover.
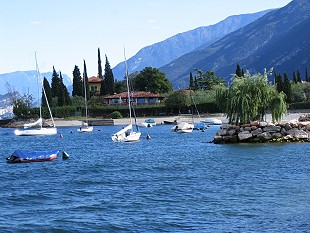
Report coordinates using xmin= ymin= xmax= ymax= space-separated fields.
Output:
xmin=12 ymin=150 xmax=59 ymax=160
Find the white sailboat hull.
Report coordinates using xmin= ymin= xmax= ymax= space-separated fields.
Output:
xmin=14 ymin=127 xmax=57 ymax=136
xmin=111 ymin=124 xmax=141 ymax=142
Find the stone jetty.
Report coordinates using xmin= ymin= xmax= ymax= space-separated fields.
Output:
xmin=213 ymin=120 xmax=310 ymax=144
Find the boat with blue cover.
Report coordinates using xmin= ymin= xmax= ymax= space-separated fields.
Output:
xmin=6 ymin=150 xmax=66 ymax=163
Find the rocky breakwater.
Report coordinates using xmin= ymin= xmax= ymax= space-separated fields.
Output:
xmin=213 ymin=121 xmax=310 ymax=144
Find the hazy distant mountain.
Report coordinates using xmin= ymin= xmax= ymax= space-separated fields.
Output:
xmin=0 ymin=71 xmax=72 ymax=99
xmin=160 ymin=0 xmax=310 ymax=88
xmin=112 ymin=10 xmax=271 ymax=80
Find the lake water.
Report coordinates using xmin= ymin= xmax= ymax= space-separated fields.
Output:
xmin=1 ymin=124 xmax=310 ymax=232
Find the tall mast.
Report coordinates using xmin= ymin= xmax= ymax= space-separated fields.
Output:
xmin=34 ymin=51 xmax=42 ymax=125
xmin=124 ymin=48 xmax=132 ymax=125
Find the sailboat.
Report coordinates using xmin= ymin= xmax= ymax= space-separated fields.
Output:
xmin=14 ymin=52 xmax=57 ymax=136
xmin=77 ymin=71 xmax=93 ymax=132
xmin=111 ymin=49 xmax=141 ymax=142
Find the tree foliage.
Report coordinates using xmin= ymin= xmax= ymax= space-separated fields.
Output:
xmin=104 ymin=54 xmax=115 ymax=95
xmin=83 ymin=60 xmax=90 ymax=100
xmin=51 ymin=66 xmax=61 ymax=98
xmin=72 ymin=65 xmax=83 ymax=96
xmin=42 ymin=77 xmax=52 ymax=108
xmin=164 ymin=90 xmax=190 ymax=113
xmin=132 ymin=67 xmax=173 ymax=93
xmin=215 ymin=68 xmax=287 ymax=124
xmin=193 ymin=69 xmax=224 ymax=90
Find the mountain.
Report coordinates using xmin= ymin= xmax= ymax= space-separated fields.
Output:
xmin=0 ymin=93 xmax=14 ymax=119
xmin=160 ymin=0 xmax=310 ymax=88
xmin=0 ymin=71 xmax=72 ymax=99
xmin=112 ymin=10 xmax=271 ymax=81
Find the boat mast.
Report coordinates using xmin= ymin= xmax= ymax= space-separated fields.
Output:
xmin=34 ymin=51 xmax=42 ymax=127
xmin=124 ymin=48 xmax=133 ymax=126
xmin=83 ymin=69 xmax=88 ymax=125
xmin=35 ymin=52 xmax=56 ymax=127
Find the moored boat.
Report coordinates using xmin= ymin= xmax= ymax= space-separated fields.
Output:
xmin=202 ymin=118 xmax=222 ymax=125
xmin=6 ymin=150 xmax=61 ymax=163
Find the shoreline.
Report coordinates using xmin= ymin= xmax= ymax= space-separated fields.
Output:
xmin=2 ymin=112 xmax=308 ymax=128
xmin=51 ymin=112 xmax=307 ymax=127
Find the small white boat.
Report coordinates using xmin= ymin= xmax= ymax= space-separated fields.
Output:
xmin=171 ymin=122 xmax=194 ymax=133
xmin=138 ymin=119 xmax=156 ymax=128
xmin=202 ymin=118 xmax=222 ymax=125
xmin=77 ymin=123 xmax=93 ymax=132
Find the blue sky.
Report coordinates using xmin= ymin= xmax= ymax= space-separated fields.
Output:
xmin=0 ymin=0 xmax=292 ymax=79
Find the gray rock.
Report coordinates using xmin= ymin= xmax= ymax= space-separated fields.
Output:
xmin=238 ymin=131 xmax=253 ymax=141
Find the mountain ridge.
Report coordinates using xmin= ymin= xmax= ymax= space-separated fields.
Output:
xmin=112 ymin=9 xmax=271 ymax=81
xmin=160 ymin=0 xmax=310 ymax=88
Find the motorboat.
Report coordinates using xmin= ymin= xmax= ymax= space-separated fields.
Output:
xmin=171 ymin=122 xmax=194 ymax=133
xmin=202 ymin=118 xmax=222 ymax=125
xmin=138 ymin=119 xmax=156 ymax=128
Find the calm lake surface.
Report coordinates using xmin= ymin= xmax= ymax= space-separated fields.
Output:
xmin=1 ymin=124 xmax=310 ymax=232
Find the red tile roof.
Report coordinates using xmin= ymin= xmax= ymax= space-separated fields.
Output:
xmin=104 ymin=91 xmax=164 ymax=99
xmin=88 ymin=76 xmax=102 ymax=83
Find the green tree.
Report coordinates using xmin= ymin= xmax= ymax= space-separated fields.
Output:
xmin=306 ymin=67 xmax=309 ymax=82
xmin=275 ymin=73 xmax=283 ymax=92
xmin=215 ymin=68 xmax=287 ymax=124
xmin=60 ymin=72 xmax=71 ymax=106
xmin=72 ymin=65 xmax=83 ymax=96
xmin=57 ymin=72 xmax=65 ymax=106
xmin=164 ymin=90 xmax=190 ymax=114
xmin=83 ymin=60 xmax=90 ymax=100
xmin=42 ymin=77 xmax=52 ymax=108
xmin=12 ymin=93 xmax=34 ymax=119
xmin=98 ymin=48 xmax=103 ymax=80
xmin=282 ymin=72 xmax=291 ymax=103
xmin=194 ymin=69 xmax=224 ymax=90
xmin=293 ymin=71 xmax=297 ymax=84
xmin=104 ymin=54 xmax=115 ymax=95
xmin=132 ymin=67 xmax=173 ymax=93
xmin=114 ymin=79 xmax=127 ymax=93
xmin=235 ymin=64 xmax=243 ymax=77
xmin=51 ymin=66 xmax=61 ymax=98
xmin=189 ymin=72 xmax=194 ymax=90
xmin=297 ymin=69 xmax=302 ymax=83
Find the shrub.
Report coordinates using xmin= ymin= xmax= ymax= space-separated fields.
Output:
xmin=110 ymin=111 xmax=123 ymax=119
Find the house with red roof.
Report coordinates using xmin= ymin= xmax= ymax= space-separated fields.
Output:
xmin=104 ymin=91 xmax=164 ymax=105
xmin=88 ymin=76 xmax=102 ymax=95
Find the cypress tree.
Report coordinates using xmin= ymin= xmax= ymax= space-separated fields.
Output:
xmin=83 ymin=60 xmax=90 ymax=100
xmin=72 ymin=65 xmax=83 ymax=96
xmin=276 ymin=73 xmax=283 ymax=93
xmin=236 ymin=64 xmax=242 ymax=77
xmin=98 ymin=48 xmax=103 ymax=80
xmin=42 ymin=77 xmax=52 ymax=108
xmin=189 ymin=72 xmax=194 ymax=89
xmin=51 ymin=66 xmax=60 ymax=98
xmin=57 ymin=72 xmax=65 ymax=107
xmin=60 ymin=72 xmax=71 ymax=106
xmin=293 ymin=71 xmax=297 ymax=84
xmin=104 ymin=54 xmax=115 ymax=95
xmin=283 ymin=72 xmax=291 ymax=103
xmin=306 ymin=67 xmax=309 ymax=82
xmin=297 ymin=69 xmax=302 ymax=83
